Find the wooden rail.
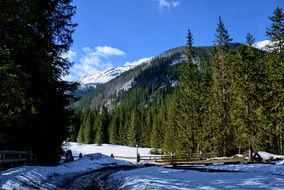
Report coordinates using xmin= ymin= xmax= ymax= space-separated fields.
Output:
xmin=0 ymin=150 xmax=31 ymax=168
xmin=114 ymin=155 xmax=165 ymax=161
xmin=168 ymin=158 xmax=247 ymax=167
xmin=115 ymin=153 xmax=219 ymax=162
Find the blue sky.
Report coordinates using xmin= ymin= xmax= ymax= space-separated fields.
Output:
xmin=63 ymin=0 xmax=284 ymax=81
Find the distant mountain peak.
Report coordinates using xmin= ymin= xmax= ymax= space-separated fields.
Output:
xmin=78 ymin=57 xmax=152 ymax=87
xmin=254 ymin=40 xmax=271 ymax=51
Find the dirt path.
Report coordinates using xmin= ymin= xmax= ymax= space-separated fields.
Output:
xmin=63 ymin=165 xmax=141 ymax=190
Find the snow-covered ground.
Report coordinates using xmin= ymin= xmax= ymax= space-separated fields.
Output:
xmin=1 ymin=143 xmax=284 ymax=190
xmin=107 ymin=164 xmax=284 ymax=190
xmin=66 ymin=142 xmax=156 ymax=162
xmin=258 ymin=151 xmax=284 ymax=160
xmin=0 ymin=154 xmax=130 ymax=189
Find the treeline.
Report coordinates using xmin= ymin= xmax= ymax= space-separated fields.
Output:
xmin=73 ymin=7 xmax=284 ymax=156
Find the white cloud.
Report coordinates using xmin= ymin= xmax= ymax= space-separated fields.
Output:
xmin=62 ymin=46 xmax=125 ymax=81
xmin=96 ymin=46 xmax=125 ymax=57
xmin=61 ymin=50 xmax=77 ymax=62
xmin=172 ymin=1 xmax=180 ymax=7
xmin=157 ymin=0 xmax=180 ymax=10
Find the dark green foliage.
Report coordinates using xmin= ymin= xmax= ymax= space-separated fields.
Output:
xmin=230 ymin=34 xmax=265 ymax=154
xmin=150 ymin=108 xmax=165 ymax=149
xmin=68 ymin=110 xmax=82 ymax=142
xmin=95 ymin=106 xmax=109 ymax=145
xmin=264 ymin=7 xmax=284 ymax=154
xmin=0 ymin=49 xmax=31 ymax=147
xmin=84 ymin=110 xmax=94 ymax=144
xmin=172 ymin=30 xmax=201 ymax=155
xmin=266 ymin=7 xmax=284 ymax=45
xmin=0 ymin=0 xmax=76 ymax=164
xmin=108 ymin=108 xmax=121 ymax=144
xmin=128 ymin=109 xmax=139 ymax=146
xmin=210 ymin=17 xmax=234 ymax=156
xmin=215 ymin=17 xmax=233 ymax=50
xmin=163 ymin=92 xmax=178 ymax=153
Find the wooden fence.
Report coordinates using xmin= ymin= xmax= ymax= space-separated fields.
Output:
xmin=0 ymin=150 xmax=32 ymax=168
xmin=114 ymin=153 xmax=249 ymax=167
xmin=114 ymin=153 xmax=218 ymax=163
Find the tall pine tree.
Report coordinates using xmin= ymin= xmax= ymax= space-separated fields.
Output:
xmin=210 ymin=17 xmax=233 ymax=156
xmin=265 ymin=7 xmax=284 ymax=154
xmin=230 ymin=34 xmax=265 ymax=155
xmin=0 ymin=0 xmax=77 ymax=164
xmin=175 ymin=30 xmax=200 ymax=155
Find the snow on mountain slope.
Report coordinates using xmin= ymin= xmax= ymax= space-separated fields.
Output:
xmin=78 ymin=57 xmax=152 ymax=87
xmin=254 ymin=40 xmax=271 ymax=51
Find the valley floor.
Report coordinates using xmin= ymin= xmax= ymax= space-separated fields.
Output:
xmin=1 ymin=143 xmax=284 ymax=189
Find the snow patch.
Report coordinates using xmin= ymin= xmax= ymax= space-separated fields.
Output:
xmin=170 ymin=56 xmax=186 ymax=66
xmin=67 ymin=142 xmax=156 ymax=162
xmin=107 ymin=165 xmax=284 ymax=189
xmin=171 ymin=80 xmax=178 ymax=87
xmin=0 ymin=153 xmax=130 ymax=189
xmin=120 ymin=78 xmax=134 ymax=91
xmin=254 ymin=40 xmax=271 ymax=51
xmin=258 ymin=151 xmax=284 ymax=160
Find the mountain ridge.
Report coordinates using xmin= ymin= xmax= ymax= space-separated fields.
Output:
xmin=74 ymin=41 xmax=267 ymax=110
xmin=77 ymin=40 xmax=268 ymax=89
xmin=78 ymin=57 xmax=152 ymax=88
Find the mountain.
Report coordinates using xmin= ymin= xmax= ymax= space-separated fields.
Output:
xmin=73 ymin=45 xmax=212 ymax=110
xmin=71 ymin=43 xmax=266 ymax=150
xmin=74 ymin=42 xmax=265 ymax=110
xmin=78 ymin=57 xmax=152 ymax=88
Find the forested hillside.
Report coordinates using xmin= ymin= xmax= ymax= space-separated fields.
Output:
xmin=71 ymin=7 xmax=284 ymax=157
xmin=70 ymin=45 xmax=211 ymax=145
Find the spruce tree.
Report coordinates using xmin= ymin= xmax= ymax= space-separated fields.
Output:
xmin=164 ymin=91 xmax=179 ymax=153
xmin=77 ymin=109 xmax=90 ymax=143
xmin=68 ymin=109 xmax=81 ymax=142
xmin=0 ymin=49 xmax=31 ymax=147
xmin=108 ymin=109 xmax=120 ymax=144
xmin=150 ymin=112 xmax=160 ymax=149
xmin=210 ymin=17 xmax=233 ymax=156
xmin=198 ymin=50 xmax=212 ymax=153
xmin=95 ymin=115 xmax=103 ymax=145
xmin=230 ymin=34 xmax=265 ymax=155
xmin=95 ymin=106 xmax=109 ymax=145
xmin=0 ymin=0 xmax=76 ymax=164
xmin=119 ymin=110 xmax=128 ymax=145
xmin=265 ymin=7 xmax=284 ymax=154
xmin=174 ymin=29 xmax=200 ymax=155
xmin=266 ymin=7 xmax=284 ymax=51
xmin=144 ymin=109 xmax=153 ymax=147
xmin=139 ymin=109 xmax=147 ymax=146
xmin=128 ymin=109 xmax=138 ymax=146
xmin=84 ymin=109 xmax=94 ymax=144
